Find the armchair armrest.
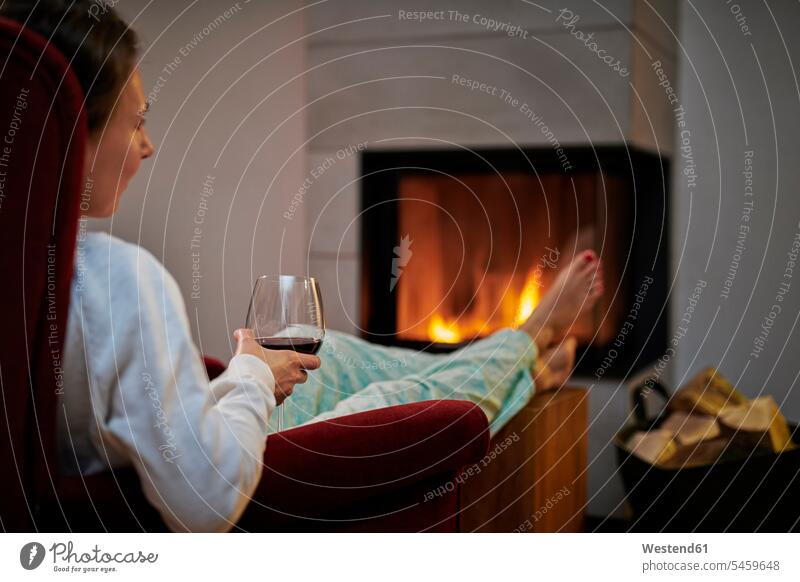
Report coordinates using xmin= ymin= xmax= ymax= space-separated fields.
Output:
xmin=237 ymin=400 xmax=489 ymax=529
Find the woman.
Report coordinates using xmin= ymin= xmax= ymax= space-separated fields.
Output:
xmin=3 ymin=1 xmax=602 ymax=532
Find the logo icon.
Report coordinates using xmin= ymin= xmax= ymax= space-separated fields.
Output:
xmin=20 ymin=542 xmax=46 ymax=570
xmin=390 ymin=234 xmax=413 ymax=292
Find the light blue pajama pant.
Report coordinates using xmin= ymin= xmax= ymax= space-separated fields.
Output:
xmin=270 ymin=327 xmax=538 ymax=437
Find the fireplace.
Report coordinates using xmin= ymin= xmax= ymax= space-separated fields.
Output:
xmin=360 ymin=146 xmax=669 ymax=377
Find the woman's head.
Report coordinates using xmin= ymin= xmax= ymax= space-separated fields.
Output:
xmin=2 ymin=0 xmax=154 ymax=217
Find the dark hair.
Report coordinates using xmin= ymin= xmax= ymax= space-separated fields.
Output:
xmin=1 ymin=0 xmax=139 ymax=132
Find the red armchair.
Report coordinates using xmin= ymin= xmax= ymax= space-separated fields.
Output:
xmin=0 ymin=16 xmax=489 ymax=532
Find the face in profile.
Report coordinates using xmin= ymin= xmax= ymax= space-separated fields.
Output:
xmin=82 ymin=68 xmax=155 ymax=217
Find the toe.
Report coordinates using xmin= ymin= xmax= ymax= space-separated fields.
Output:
xmin=579 ymin=257 xmax=601 ymax=276
xmin=569 ymin=250 xmax=595 ymax=272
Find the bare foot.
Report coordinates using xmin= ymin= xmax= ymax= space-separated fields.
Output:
xmin=535 ymin=336 xmax=577 ymax=391
xmin=520 ymin=250 xmax=604 ymax=342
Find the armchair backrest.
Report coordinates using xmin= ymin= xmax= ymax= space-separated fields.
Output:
xmin=0 ymin=16 xmax=87 ymax=531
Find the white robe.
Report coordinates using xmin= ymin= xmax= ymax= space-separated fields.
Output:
xmin=58 ymin=229 xmax=276 ymax=532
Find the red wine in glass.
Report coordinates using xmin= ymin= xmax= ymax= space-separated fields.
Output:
xmin=245 ymin=275 xmax=325 ymax=431
xmin=255 ymin=337 xmax=323 ymax=355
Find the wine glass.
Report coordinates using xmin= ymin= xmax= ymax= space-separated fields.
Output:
xmin=245 ymin=275 xmax=325 ymax=431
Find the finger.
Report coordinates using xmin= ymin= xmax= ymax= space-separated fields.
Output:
xmin=234 ymin=328 xmax=256 ymax=342
xmin=295 ymin=370 xmax=309 ymax=384
xmin=299 ymin=354 xmax=322 ymax=370
xmin=274 ymin=350 xmax=309 ymax=362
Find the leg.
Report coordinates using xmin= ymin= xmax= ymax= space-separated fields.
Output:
xmin=305 ymin=327 xmax=538 ymax=436
xmin=274 ymin=329 xmax=440 ymax=430
xmin=281 ymin=250 xmax=603 ymax=433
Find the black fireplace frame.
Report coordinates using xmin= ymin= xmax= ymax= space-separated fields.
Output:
xmin=359 ymin=145 xmax=669 ymax=379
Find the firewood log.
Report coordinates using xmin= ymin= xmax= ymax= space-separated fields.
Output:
xmin=661 ymin=437 xmax=732 ymax=469
xmin=668 ymin=367 xmax=748 ymax=416
xmin=660 ymin=411 xmax=720 ymax=446
xmin=625 ymin=429 xmax=677 ymax=466
xmin=717 ymin=396 xmax=797 ymax=453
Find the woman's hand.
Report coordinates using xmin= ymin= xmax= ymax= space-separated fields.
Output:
xmin=233 ymin=328 xmax=321 ymax=405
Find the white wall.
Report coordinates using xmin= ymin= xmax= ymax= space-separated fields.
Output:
xmin=93 ymin=0 xmax=308 ymax=360
xmin=673 ymin=1 xmax=800 ymax=421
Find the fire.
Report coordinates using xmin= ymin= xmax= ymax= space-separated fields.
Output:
xmin=514 ymin=271 xmax=541 ymax=327
xmin=426 ymin=270 xmax=541 ymax=344
xmin=428 ymin=314 xmax=463 ymax=344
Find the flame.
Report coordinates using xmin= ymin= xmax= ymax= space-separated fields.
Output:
xmin=514 ymin=271 xmax=541 ymax=327
xmin=428 ymin=314 xmax=463 ymax=343
xmin=426 ymin=270 xmax=541 ymax=343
